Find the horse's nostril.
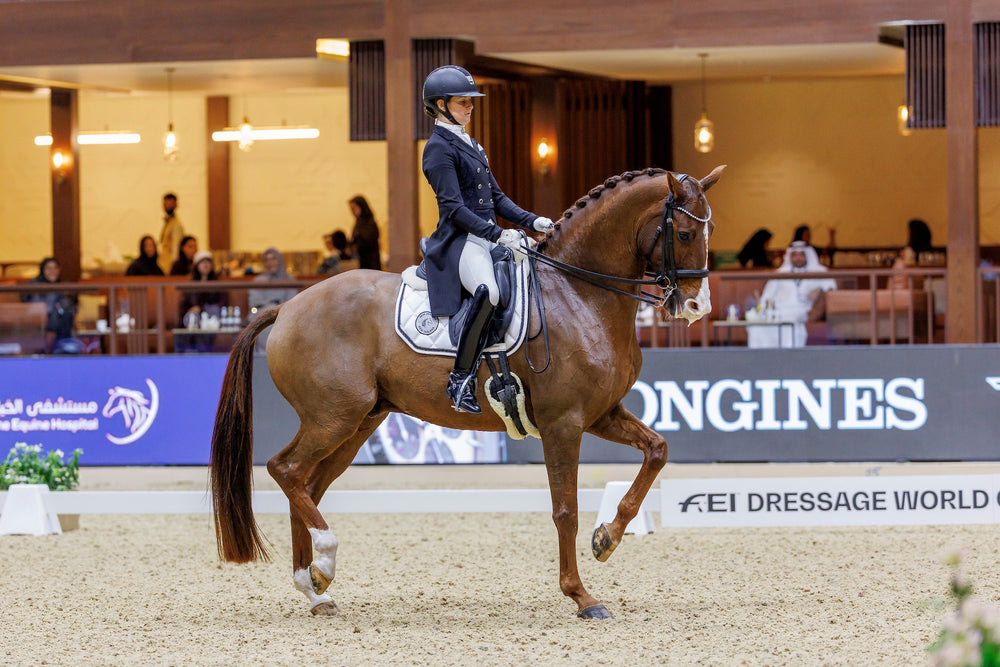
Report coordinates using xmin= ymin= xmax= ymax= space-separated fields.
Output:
xmin=685 ymin=299 xmax=700 ymax=313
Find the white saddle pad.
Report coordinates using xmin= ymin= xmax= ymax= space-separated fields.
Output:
xmin=394 ymin=261 xmax=531 ymax=357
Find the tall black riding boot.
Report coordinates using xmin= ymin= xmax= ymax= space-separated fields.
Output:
xmin=446 ymin=285 xmax=495 ymax=414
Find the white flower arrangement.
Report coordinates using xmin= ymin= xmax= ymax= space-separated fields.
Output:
xmin=928 ymin=548 xmax=1000 ymax=667
xmin=0 ymin=442 xmax=82 ymax=492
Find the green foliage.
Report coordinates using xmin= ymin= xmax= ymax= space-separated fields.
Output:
xmin=0 ymin=443 xmax=82 ymax=492
xmin=928 ymin=549 xmax=1000 ymax=667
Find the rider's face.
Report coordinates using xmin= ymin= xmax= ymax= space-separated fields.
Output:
xmin=442 ymin=96 xmax=474 ymax=126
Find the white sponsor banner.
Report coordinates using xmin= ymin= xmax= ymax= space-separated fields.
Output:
xmin=661 ymin=475 xmax=1000 ymax=527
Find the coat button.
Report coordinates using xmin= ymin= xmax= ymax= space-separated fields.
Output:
xmin=479 ymin=198 xmax=484 ymax=204
xmin=477 ymin=167 xmax=482 ymax=173
xmin=486 ymin=168 xmax=490 ymax=173
xmin=477 ymin=184 xmax=482 ymax=189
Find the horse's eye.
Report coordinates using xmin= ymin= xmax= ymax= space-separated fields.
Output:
xmin=678 ymin=231 xmax=693 ymax=243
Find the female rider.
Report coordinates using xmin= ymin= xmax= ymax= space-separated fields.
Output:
xmin=420 ymin=65 xmax=554 ymax=414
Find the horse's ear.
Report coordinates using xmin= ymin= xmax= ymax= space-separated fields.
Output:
xmin=667 ymin=171 xmax=685 ymax=198
xmin=700 ymin=165 xmax=727 ymax=192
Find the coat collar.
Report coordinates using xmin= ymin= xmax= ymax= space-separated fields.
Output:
xmin=433 ymin=125 xmax=489 ymax=167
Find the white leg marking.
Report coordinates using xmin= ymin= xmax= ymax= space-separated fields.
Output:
xmin=294 ymin=568 xmax=334 ymax=609
xmin=309 ymin=527 xmax=338 ymax=580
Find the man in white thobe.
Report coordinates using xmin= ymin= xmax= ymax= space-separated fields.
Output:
xmin=747 ymin=241 xmax=836 ymax=348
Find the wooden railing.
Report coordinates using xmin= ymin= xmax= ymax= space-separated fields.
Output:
xmin=637 ymin=267 xmax=950 ymax=348
xmin=0 ymin=277 xmax=320 ymax=355
xmin=2 ymin=266 xmax=998 ymax=354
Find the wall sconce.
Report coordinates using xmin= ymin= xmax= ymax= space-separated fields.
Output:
xmin=51 ymin=149 xmax=70 ymax=183
xmin=694 ymin=53 xmax=715 ymax=153
xmin=537 ymin=138 xmax=551 ymax=175
xmin=897 ymin=103 xmax=912 ymax=136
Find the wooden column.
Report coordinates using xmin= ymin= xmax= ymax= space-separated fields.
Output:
xmin=530 ymin=77 xmax=561 ymax=220
xmin=206 ymin=96 xmax=232 ymax=250
xmin=384 ymin=1 xmax=419 ymax=272
xmin=50 ymin=88 xmax=81 ymax=281
xmin=945 ymin=0 xmax=978 ymax=343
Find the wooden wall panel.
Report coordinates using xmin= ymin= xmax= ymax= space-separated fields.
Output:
xmin=976 ymin=22 xmax=1000 ymax=126
xmin=556 ymin=79 xmax=645 ymax=208
xmin=905 ymin=23 xmax=946 ymax=129
xmin=349 ymin=41 xmax=386 ymax=141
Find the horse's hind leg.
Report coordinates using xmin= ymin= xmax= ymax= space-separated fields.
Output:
xmin=268 ymin=416 xmax=384 ymax=616
xmin=587 ymin=402 xmax=667 ymax=562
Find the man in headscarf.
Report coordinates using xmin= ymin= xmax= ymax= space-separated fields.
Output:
xmin=747 ymin=241 xmax=837 ymax=348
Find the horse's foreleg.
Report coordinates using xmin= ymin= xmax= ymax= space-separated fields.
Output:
xmin=540 ymin=426 xmax=612 ymax=620
xmin=587 ymin=402 xmax=667 ymax=562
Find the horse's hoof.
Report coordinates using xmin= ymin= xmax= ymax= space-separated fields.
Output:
xmin=309 ymin=600 xmax=339 ymax=616
xmin=310 ymin=564 xmax=333 ymax=595
xmin=577 ymin=604 xmax=613 ymax=620
xmin=591 ymin=523 xmax=619 ymax=562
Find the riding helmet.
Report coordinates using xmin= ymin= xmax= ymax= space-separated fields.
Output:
xmin=422 ymin=65 xmax=485 ymax=121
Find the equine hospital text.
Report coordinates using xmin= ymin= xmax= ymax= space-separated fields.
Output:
xmin=631 ymin=377 xmax=926 ymax=432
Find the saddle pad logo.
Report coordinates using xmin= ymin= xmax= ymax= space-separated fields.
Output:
xmin=415 ymin=311 xmax=439 ymax=336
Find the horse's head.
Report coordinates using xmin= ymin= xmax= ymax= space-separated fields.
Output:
xmin=640 ymin=165 xmax=725 ymax=322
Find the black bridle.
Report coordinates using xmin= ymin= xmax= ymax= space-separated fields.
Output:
xmin=523 ymin=174 xmax=712 ymax=307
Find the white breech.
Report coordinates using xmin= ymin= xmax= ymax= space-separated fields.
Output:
xmin=458 ymin=234 xmax=500 ymax=306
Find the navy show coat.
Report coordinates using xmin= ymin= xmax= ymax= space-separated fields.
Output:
xmin=421 ymin=124 xmax=536 ymax=318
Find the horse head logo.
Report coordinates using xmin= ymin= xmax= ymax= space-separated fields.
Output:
xmin=102 ymin=379 xmax=159 ymax=445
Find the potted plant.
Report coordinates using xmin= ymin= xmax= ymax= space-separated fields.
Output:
xmin=0 ymin=443 xmax=83 ymax=531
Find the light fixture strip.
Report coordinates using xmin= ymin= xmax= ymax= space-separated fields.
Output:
xmin=34 ymin=132 xmax=141 ymax=146
xmin=211 ymin=127 xmax=320 ymax=142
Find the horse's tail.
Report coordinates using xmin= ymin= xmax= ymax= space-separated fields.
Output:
xmin=210 ymin=305 xmax=280 ymax=563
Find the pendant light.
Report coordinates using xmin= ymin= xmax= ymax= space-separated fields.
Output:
xmin=163 ymin=68 xmax=179 ymax=161
xmin=693 ymin=53 xmax=715 ymax=154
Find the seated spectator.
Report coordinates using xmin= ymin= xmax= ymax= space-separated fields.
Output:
xmin=248 ymin=248 xmax=298 ymax=312
xmin=170 ymin=235 xmax=198 ymax=276
xmin=747 ymin=241 xmax=836 ymax=349
xmin=126 ymin=235 xmax=166 ymax=276
xmin=891 ymin=218 xmax=933 ymax=290
xmin=737 ymin=228 xmax=774 ymax=268
xmin=21 ymin=257 xmax=77 ymax=353
xmin=176 ymin=251 xmax=228 ymax=353
xmin=248 ymin=247 xmax=299 ymax=353
xmin=317 ymin=230 xmax=355 ymax=275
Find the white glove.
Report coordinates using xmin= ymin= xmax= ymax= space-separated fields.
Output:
xmin=533 ymin=217 xmax=555 ymax=233
xmin=497 ymin=229 xmax=528 ymax=263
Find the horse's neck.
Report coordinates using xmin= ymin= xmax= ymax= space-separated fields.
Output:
xmin=548 ymin=183 xmax=662 ymax=281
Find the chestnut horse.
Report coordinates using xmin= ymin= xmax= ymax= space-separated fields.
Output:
xmin=210 ymin=165 xmax=725 ymax=619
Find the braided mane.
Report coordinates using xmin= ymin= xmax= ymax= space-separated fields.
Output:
xmin=537 ymin=168 xmax=667 ymax=252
